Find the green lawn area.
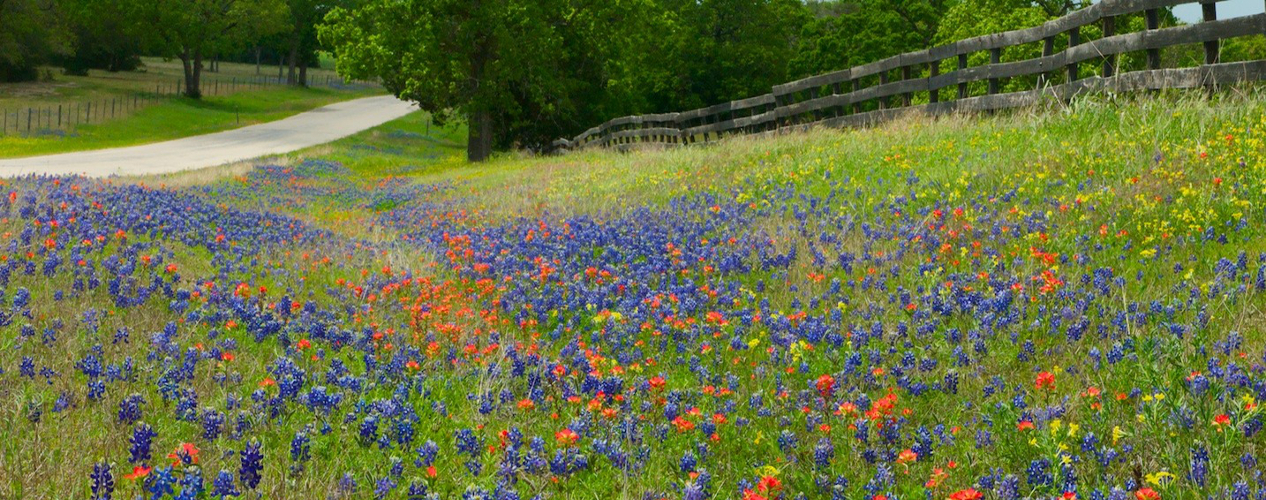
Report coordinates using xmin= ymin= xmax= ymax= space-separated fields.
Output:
xmin=0 ymin=56 xmax=382 ymax=158
xmin=0 ymin=86 xmax=383 ymax=158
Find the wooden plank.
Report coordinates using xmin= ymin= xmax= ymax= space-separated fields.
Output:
xmin=772 ymin=71 xmax=850 ymax=97
xmin=776 ymin=93 xmax=850 ymax=118
xmin=731 ymin=94 xmax=776 ymax=109
xmin=852 ymin=55 xmax=904 ymax=79
xmin=1064 ymin=14 xmax=1263 ymax=64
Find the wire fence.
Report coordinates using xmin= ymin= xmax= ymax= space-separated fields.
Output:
xmin=1 ymin=74 xmax=379 ymax=138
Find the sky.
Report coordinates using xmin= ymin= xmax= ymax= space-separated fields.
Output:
xmin=1093 ymin=0 xmax=1264 ymax=23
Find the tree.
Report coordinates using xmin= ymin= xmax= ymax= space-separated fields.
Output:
xmin=0 ymin=0 xmax=68 ymax=82
xmin=60 ymin=0 xmax=146 ymax=75
xmin=635 ymin=0 xmax=810 ymax=111
xmin=320 ymin=0 xmax=651 ymax=162
xmin=791 ymin=0 xmax=949 ymax=78
xmin=140 ymin=0 xmax=288 ymax=98
xmin=282 ymin=0 xmax=337 ymax=86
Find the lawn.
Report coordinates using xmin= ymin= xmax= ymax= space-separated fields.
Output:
xmin=0 ymin=57 xmax=382 ymax=158
xmin=0 ymin=57 xmax=351 ymax=110
xmin=3 ymin=90 xmax=1266 ymax=500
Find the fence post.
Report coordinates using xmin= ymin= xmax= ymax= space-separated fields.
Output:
xmin=1203 ymin=2 xmax=1219 ymax=65
xmin=902 ymin=64 xmax=913 ymax=107
xmin=879 ymin=71 xmax=889 ymax=109
xmin=27 ymin=108 xmax=32 ymax=132
xmin=929 ymin=60 xmax=940 ymax=104
xmin=1145 ymin=9 xmax=1161 ymax=70
xmin=852 ymin=79 xmax=861 ymax=113
xmin=1040 ymin=36 xmax=1055 ymax=88
xmin=1067 ymin=26 xmax=1081 ymax=83
xmin=957 ymin=53 xmax=968 ymax=99
xmin=1102 ymin=16 xmax=1117 ymax=78
xmin=111 ymin=98 xmax=116 ymax=119
xmin=87 ymin=101 xmax=92 ymax=123
xmin=989 ymin=48 xmax=1001 ymax=94
xmin=58 ymin=105 xmax=62 ymax=128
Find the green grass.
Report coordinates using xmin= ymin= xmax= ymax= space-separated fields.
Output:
xmin=0 ymin=57 xmax=349 ymax=110
xmin=0 ymin=85 xmax=383 ymax=158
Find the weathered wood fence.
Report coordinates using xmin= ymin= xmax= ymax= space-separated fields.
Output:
xmin=553 ymin=0 xmax=1266 ymax=152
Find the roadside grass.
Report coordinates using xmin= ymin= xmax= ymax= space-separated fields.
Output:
xmin=0 ymin=86 xmax=383 ymax=158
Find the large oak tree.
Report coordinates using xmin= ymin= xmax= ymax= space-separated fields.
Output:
xmin=319 ymin=0 xmax=649 ymax=162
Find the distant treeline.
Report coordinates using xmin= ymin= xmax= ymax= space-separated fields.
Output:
xmin=1 ymin=0 xmax=341 ymax=98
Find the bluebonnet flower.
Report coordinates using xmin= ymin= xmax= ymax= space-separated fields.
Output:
xmin=129 ymin=423 xmax=156 ymax=464
xmin=90 ymin=461 xmax=113 ymax=500
xmin=211 ymin=469 xmax=239 ymax=499
xmin=239 ymin=439 xmax=263 ymax=490
xmin=813 ymin=437 xmax=834 ymax=468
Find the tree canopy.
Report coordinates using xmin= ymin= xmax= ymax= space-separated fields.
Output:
xmin=0 ymin=0 xmax=68 ymax=81
xmin=139 ymin=0 xmax=289 ymax=97
xmin=319 ymin=0 xmax=653 ymax=161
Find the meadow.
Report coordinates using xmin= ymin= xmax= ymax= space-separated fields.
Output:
xmin=3 ymin=90 xmax=1266 ymax=500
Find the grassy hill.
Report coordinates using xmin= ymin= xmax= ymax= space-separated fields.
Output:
xmin=4 ymin=91 xmax=1266 ymax=500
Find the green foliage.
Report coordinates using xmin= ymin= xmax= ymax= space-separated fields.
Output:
xmin=936 ymin=0 xmax=1053 ymax=45
xmin=59 ymin=0 xmax=146 ymax=75
xmin=790 ymin=0 xmax=948 ymax=78
xmin=1223 ymin=35 xmax=1266 ymax=63
xmin=635 ymin=0 xmax=810 ymax=111
xmin=0 ymin=0 xmax=69 ymax=82
xmin=139 ymin=0 xmax=290 ymax=97
xmin=319 ymin=0 xmax=654 ymax=160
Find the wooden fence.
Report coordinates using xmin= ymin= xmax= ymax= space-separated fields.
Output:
xmin=553 ymin=0 xmax=1266 ymax=152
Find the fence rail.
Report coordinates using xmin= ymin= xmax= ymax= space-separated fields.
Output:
xmin=1 ymin=74 xmax=379 ymax=137
xmin=553 ymin=0 xmax=1266 ymax=152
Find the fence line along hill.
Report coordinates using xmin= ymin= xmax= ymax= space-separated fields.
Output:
xmin=554 ymin=0 xmax=1266 ymax=152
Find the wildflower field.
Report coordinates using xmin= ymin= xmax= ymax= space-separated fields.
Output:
xmin=5 ymin=92 xmax=1266 ymax=500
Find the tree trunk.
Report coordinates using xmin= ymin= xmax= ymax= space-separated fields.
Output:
xmin=287 ymin=38 xmax=299 ymax=86
xmin=298 ymin=63 xmax=307 ymax=87
xmin=467 ymin=109 xmax=493 ymax=162
xmin=179 ymin=48 xmax=202 ymax=98
xmin=255 ymin=46 xmax=261 ymax=75
xmin=466 ymin=38 xmax=493 ymax=162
